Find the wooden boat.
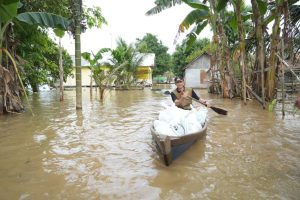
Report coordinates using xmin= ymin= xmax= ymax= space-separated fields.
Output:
xmin=150 ymin=121 xmax=207 ymax=166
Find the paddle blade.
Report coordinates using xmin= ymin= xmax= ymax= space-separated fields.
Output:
xmin=211 ymin=106 xmax=228 ymax=115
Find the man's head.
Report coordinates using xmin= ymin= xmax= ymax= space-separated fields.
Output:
xmin=174 ymin=77 xmax=184 ymax=92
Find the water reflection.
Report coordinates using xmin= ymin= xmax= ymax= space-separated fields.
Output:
xmin=0 ymin=87 xmax=299 ymax=199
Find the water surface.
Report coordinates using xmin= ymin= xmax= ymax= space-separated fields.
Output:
xmin=0 ymin=87 xmax=299 ymax=199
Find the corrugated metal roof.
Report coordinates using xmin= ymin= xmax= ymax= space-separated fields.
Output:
xmin=138 ymin=53 xmax=155 ymax=67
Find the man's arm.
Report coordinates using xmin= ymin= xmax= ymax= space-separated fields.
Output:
xmin=192 ymin=90 xmax=200 ymax=100
xmin=192 ymin=89 xmax=208 ymax=104
xmin=170 ymin=92 xmax=177 ymax=102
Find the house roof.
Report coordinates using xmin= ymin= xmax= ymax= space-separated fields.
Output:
xmin=137 ymin=53 xmax=155 ymax=67
xmin=184 ymin=52 xmax=211 ymax=70
xmin=71 ymin=55 xmax=90 ymax=67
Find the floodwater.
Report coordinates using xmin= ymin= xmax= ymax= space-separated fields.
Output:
xmin=0 ymin=86 xmax=299 ymax=200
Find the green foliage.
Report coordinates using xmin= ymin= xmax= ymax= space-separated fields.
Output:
xmin=20 ymin=0 xmax=71 ymax=18
xmin=53 ymin=28 xmax=65 ymax=38
xmin=68 ymin=2 xmax=107 ymax=35
xmin=172 ymin=38 xmax=210 ymax=77
xmin=185 ymin=21 xmax=208 ymax=50
xmin=256 ymin=0 xmax=267 ymax=15
xmin=82 ymin=48 xmax=110 ymax=67
xmin=109 ymin=38 xmax=142 ymax=86
xmin=145 ymin=0 xmax=182 ymax=15
xmin=268 ymin=99 xmax=277 ymax=112
xmin=182 ymin=0 xmax=209 ymax=10
xmin=186 ymin=39 xmax=210 ymax=63
xmin=16 ymin=12 xmax=69 ymax=30
xmin=15 ymin=26 xmax=72 ymax=91
xmin=84 ymin=6 xmax=107 ymax=29
xmin=135 ymin=33 xmax=172 ymax=76
xmin=0 ymin=0 xmax=18 ymax=22
xmin=216 ymin=0 xmax=230 ymax=12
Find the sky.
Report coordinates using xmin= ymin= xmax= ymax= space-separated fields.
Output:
xmin=58 ymin=0 xmax=213 ymax=55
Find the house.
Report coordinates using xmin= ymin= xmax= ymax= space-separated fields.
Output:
xmin=64 ymin=55 xmax=93 ymax=87
xmin=136 ymin=53 xmax=155 ymax=86
xmin=184 ymin=52 xmax=211 ymax=89
xmin=65 ymin=53 xmax=155 ymax=87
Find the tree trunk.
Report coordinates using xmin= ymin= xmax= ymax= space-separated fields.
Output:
xmin=235 ymin=1 xmax=247 ymax=104
xmin=59 ymin=38 xmax=64 ymax=101
xmin=251 ymin=0 xmax=266 ymax=108
xmin=208 ymin=0 xmax=220 ymax=94
xmin=282 ymin=0 xmax=294 ymax=63
xmin=217 ymin=11 xmax=233 ymax=98
xmin=266 ymin=0 xmax=281 ymax=100
xmin=99 ymin=86 xmax=105 ymax=100
xmin=90 ymin=69 xmax=93 ymax=97
xmin=0 ymin=94 xmax=3 ymax=114
xmin=74 ymin=0 xmax=82 ymax=109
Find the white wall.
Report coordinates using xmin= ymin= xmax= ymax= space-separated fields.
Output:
xmin=184 ymin=54 xmax=210 ymax=88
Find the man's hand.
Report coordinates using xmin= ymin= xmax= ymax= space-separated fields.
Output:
xmin=200 ymin=99 xmax=211 ymax=107
xmin=181 ymin=91 xmax=189 ymax=99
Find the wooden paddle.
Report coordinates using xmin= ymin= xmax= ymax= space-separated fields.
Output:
xmin=164 ymin=90 xmax=228 ymax=115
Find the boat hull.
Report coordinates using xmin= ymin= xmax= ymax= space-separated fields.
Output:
xmin=150 ymin=122 xmax=207 ymax=166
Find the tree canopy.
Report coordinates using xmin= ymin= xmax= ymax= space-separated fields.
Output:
xmin=135 ymin=33 xmax=172 ymax=76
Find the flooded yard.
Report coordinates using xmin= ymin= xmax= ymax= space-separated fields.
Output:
xmin=0 ymin=87 xmax=299 ymax=199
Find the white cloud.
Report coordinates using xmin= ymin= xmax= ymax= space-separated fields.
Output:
xmin=61 ymin=0 xmax=212 ymax=55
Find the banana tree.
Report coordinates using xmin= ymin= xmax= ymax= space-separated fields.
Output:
xmin=0 ymin=0 xmax=69 ymax=114
xmin=146 ymin=0 xmax=210 ymax=49
xmin=250 ymin=0 xmax=267 ymax=108
xmin=147 ymin=0 xmax=234 ymax=97
xmin=216 ymin=0 xmax=251 ymax=103
xmin=266 ymin=0 xmax=282 ymax=100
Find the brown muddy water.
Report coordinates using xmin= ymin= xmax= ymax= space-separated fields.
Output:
xmin=0 ymin=86 xmax=299 ymax=200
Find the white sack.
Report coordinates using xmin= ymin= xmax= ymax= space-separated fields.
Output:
xmin=154 ymin=105 xmax=207 ymax=137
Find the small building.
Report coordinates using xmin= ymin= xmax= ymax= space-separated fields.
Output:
xmin=136 ymin=53 xmax=155 ymax=86
xmin=64 ymin=56 xmax=94 ymax=87
xmin=184 ymin=52 xmax=211 ymax=89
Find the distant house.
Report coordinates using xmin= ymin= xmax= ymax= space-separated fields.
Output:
xmin=64 ymin=56 xmax=94 ymax=87
xmin=136 ymin=53 xmax=155 ymax=86
xmin=65 ymin=53 xmax=155 ymax=87
xmin=184 ymin=52 xmax=211 ymax=89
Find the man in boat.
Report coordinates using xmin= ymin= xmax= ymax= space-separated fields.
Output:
xmin=171 ymin=77 xmax=209 ymax=110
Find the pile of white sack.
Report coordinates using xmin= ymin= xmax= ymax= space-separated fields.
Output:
xmin=154 ymin=105 xmax=207 ymax=137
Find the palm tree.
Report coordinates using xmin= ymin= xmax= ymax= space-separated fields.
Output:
xmin=109 ymin=38 xmax=143 ymax=89
xmin=69 ymin=2 xmax=107 ymax=108
xmin=70 ymin=0 xmax=82 ymax=109
xmin=81 ymin=48 xmax=110 ymax=99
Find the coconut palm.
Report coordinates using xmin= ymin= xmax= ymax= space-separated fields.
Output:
xmin=81 ymin=48 xmax=111 ymax=99
xmin=108 ymin=38 xmax=144 ymax=89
